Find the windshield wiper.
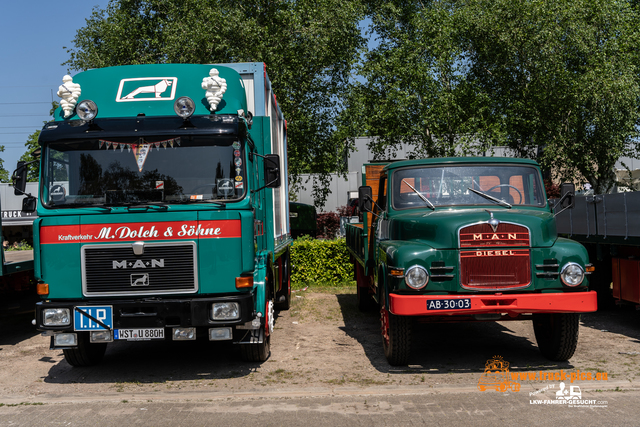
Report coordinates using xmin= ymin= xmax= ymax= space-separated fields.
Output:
xmin=49 ymin=202 xmax=112 ymax=211
xmin=126 ymin=202 xmax=169 ymax=211
xmin=402 ymin=179 xmax=435 ymax=210
xmin=467 ymin=187 xmax=512 ymax=208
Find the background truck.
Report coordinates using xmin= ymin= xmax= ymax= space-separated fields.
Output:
xmin=555 ymin=191 xmax=640 ymax=307
xmin=0 ymin=186 xmax=35 ymax=314
xmin=345 ymin=157 xmax=597 ymax=366
xmin=15 ymin=63 xmax=291 ymax=366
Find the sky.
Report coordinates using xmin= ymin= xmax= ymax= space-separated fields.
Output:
xmin=0 ymin=0 xmax=109 ymax=175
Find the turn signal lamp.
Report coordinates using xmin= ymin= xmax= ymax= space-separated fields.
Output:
xmin=76 ymin=100 xmax=98 ymax=120
xmin=37 ymin=283 xmax=49 ymax=296
xmin=235 ymin=276 xmax=254 ymax=289
xmin=174 ymin=96 xmax=195 ymax=118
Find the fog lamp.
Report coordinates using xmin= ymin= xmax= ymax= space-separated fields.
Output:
xmin=561 ymin=262 xmax=585 ymax=287
xmin=172 ymin=327 xmax=196 ymax=341
xmin=209 ymin=327 xmax=232 ymax=341
xmin=54 ymin=333 xmax=77 ymax=347
xmin=43 ymin=308 xmax=71 ymax=326
xmin=90 ymin=330 xmax=113 ymax=343
xmin=174 ymin=96 xmax=195 ymax=118
xmin=211 ymin=302 xmax=240 ymax=320
xmin=76 ymin=100 xmax=98 ymax=120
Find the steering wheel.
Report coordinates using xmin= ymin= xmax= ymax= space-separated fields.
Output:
xmin=487 ymin=184 xmax=523 ymax=204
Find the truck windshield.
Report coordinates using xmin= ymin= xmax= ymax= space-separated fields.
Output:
xmin=392 ymin=164 xmax=545 ymax=209
xmin=41 ymin=135 xmax=246 ymax=208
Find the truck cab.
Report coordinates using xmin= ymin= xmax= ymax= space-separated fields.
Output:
xmin=17 ymin=63 xmax=291 ymax=366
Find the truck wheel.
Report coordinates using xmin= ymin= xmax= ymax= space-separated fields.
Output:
xmin=381 ymin=306 xmax=412 ymax=366
xmin=240 ymin=333 xmax=270 ymax=362
xmin=62 ymin=333 xmax=107 ymax=367
xmin=533 ymin=313 xmax=579 ymax=361
xmin=275 ymin=252 xmax=291 ymax=311
xmin=240 ymin=298 xmax=273 ymax=362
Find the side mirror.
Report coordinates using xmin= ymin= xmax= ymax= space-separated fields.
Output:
xmin=264 ymin=154 xmax=281 ymax=188
xmin=22 ymin=196 xmax=36 ymax=213
xmin=358 ymin=186 xmax=372 ymax=212
xmin=559 ymin=183 xmax=575 ymax=210
xmin=13 ymin=162 xmax=28 ymax=196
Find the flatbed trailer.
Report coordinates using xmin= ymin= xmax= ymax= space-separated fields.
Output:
xmin=555 ymin=191 xmax=640 ymax=306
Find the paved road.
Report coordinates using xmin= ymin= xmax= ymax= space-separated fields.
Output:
xmin=0 ymin=385 xmax=637 ymax=426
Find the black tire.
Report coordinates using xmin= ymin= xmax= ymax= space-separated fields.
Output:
xmin=240 ymin=333 xmax=270 ymax=362
xmin=381 ymin=307 xmax=412 ymax=366
xmin=63 ymin=333 xmax=107 ymax=367
xmin=241 ymin=274 xmax=273 ymax=363
xmin=533 ymin=313 xmax=580 ymax=361
xmin=275 ymin=252 xmax=291 ymax=311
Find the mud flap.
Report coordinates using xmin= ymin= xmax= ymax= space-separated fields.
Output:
xmin=236 ymin=325 xmax=265 ymax=344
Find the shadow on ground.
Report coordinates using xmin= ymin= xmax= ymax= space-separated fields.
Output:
xmin=336 ymin=293 xmax=579 ymax=375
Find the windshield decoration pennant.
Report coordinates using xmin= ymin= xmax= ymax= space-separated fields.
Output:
xmin=132 ymin=143 xmax=151 ymax=172
xmin=113 ymin=142 xmax=119 ymax=151
xmin=99 ymin=140 xmax=105 ymax=149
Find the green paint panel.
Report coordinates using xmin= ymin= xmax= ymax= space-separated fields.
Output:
xmin=54 ymin=64 xmax=247 ymax=121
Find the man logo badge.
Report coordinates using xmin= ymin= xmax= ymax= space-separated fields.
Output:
xmin=116 ymin=77 xmax=178 ymax=102
xmin=131 ymin=273 xmax=149 ymax=286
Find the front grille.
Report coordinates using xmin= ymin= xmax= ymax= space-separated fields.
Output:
xmin=459 ymin=223 xmax=530 ymax=247
xmin=82 ymin=242 xmax=197 ymax=296
xmin=459 ymin=222 xmax=531 ymax=290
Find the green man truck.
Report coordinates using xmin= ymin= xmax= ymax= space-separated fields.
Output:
xmin=15 ymin=63 xmax=291 ymax=366
xmin=346 ymin=157 xmax=597 ymax=365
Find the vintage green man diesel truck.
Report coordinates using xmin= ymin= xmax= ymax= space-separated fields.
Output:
xmin=346 ymin=157 xmax=597 ymax=365
xmin=14 ymin=63 xmax=291 ymax=366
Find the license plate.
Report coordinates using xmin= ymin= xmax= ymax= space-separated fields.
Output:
xmin=74 ymin=306 xmax=113 ymax=331
xmin=427 ymin=298 xmax=471 ymax=311
xmin=114 ymin=328 xmax=165 ymax=341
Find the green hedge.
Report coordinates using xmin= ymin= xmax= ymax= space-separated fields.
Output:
xmin=290 ymin=236 xmax=354 ymax=286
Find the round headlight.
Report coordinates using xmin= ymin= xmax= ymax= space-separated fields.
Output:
xmin=76 ymin=100 xmax=98 ymax=120
xmin=560 ymin=262 xmax=585 ymax=287
xmin=174 ymin=96 xmax=195 ymax=118
xmin=405 ymin=265 xmax=429 ymax=290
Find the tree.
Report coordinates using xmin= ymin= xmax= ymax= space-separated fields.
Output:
xmin=458 ymin=0 xmax=640 ymax=193
xmin=339 ymin=0 xmax=502 ymax=161
xmin=345 ymin=0 xmax=640 ymax=193
xmin=64 ymin=0 xmax=366 ymax=208
xmin=0 ymin=146 xmax=9 ymax=183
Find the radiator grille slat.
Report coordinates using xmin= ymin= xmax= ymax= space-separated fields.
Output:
xmin=82 ymin=243 xmax=198 ymax=296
